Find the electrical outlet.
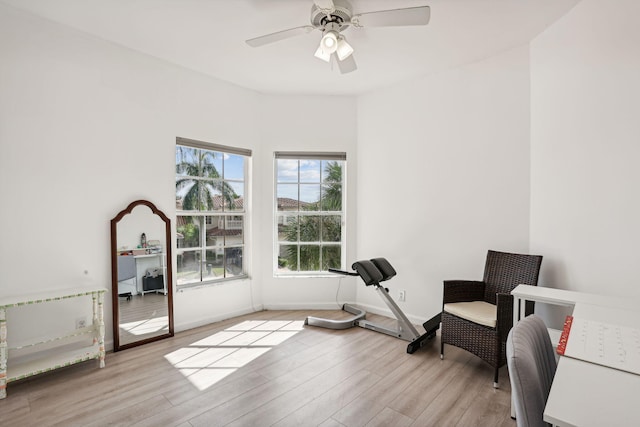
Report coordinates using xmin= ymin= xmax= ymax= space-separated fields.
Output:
xmin=76 ymin=317 xmax=87 ymax=329
xmin=399 ymin=290 xmax=406 ymax=302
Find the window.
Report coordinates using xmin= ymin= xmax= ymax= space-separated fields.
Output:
xmin=274 ymin=152 xmax=346 ymax=275
xmin=176 ymin=137 xmax=251 ymax=287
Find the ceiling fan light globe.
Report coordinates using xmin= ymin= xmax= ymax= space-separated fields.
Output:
xmin=314 ymin=45 xmax=331 ymax=62
xmin=336 ymin=38 xmax=354 ymax=61
xmin=321 ymin=31 xmax=338 ymax=54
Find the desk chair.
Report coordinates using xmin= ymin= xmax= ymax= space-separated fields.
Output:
xmin=507 ymin=314 xmax=557 ymax=427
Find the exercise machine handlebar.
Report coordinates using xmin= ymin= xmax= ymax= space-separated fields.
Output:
xmin=328 ymin=268 xmax=358 ymax=276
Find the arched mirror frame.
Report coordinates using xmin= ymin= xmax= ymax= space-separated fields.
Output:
xmin=111 ymin=199 xmax=174 ymax=351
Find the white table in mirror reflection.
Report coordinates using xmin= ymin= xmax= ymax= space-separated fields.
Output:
xmin=117 ymin=253 xmax=167 ymax=298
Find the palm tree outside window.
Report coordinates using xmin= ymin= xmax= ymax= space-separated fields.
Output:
xmin=175 ymin=138 xmax=251 ymax=287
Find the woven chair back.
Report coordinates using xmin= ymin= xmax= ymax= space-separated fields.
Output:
xmin=483 ymin=250 xmax=543 ymax=304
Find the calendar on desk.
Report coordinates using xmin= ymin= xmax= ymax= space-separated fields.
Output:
xmin=557 ymin=315 xmax=640 ymax=376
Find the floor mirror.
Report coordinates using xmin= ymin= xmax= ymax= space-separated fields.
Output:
xmin=111 ymin=200 xmax=174 ymax=351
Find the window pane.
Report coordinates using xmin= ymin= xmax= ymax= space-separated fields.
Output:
xmin=176 ymin=146 xmax=198 ymax=177
xmin=176 ymin=216 xmax=201 ymax=249
xmin=300 ymin=184 xmax=320 ymax=211
xmin=321 ymin=183 xmax=342 ymax=211
xmin=199 ymin=149 xmax=223 ymax=178
xmin=225 ymin=247 xmax=243 ymax=277
xmin=205 ymin=216 xmax=222 ymax=247
xmin=299 ymin=216 xmax=320 ymax=242
xmin=300 ymin=159 xmax=321 ymax=183
xmin=225 ymin=182 xmax=243 ymax=212
xmin=177 ymin=249 xmax=201 ymax=286
xmin=322 ymin=216 xmax=341 ymax=242
xmin=278 ymin=244 xmax=298 ymax=273
xmin=322 ymin=246 xmax=341 ymax=270
xmin=200 ymin=180 xmax=223 ymax=212
xmin=277 ymin=214 xmax=298 ymax=242
xmin=277 ymin=184 xmax=299 ymax=211
xmin=175 ymin=178 xmax=198 ymax=211
xmin=203 ymin=249 xmax=223 ymax=281
xmin=277 ymin=159 xmax=298 ymax=183
xmin=321 ymin=160 xmax=341 ymax=182
xmin=224 ymin=153 xmax=244 ymax=180
xmin=300 ymin=245 xmax=321 ymax=271
xmin=223 ymin=215 xmax=244 ymax=245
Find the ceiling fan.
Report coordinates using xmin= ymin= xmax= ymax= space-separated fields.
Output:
xmin=245 ymin=0 xmax=430 ymax=74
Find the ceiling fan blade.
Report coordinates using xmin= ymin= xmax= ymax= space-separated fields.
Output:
xmin=351 ymin=6 xmax=430 ymax=28
xmin=335 ymin=53 xmax=357 ymax=74
xmin=246 ymin=25 xmax=315 ymax=47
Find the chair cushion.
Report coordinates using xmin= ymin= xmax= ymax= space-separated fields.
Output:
xmin=443 ymin=301 xmax=497 ymax=328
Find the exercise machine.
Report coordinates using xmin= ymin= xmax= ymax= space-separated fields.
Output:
xmin=305 ymin=257 xmax=441 ymax=354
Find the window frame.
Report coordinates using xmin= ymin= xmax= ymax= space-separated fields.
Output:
xmin=273 ymin=152 xmax=347 ymax=277
xmin=175 ymin=137 xmax=251 ymax=288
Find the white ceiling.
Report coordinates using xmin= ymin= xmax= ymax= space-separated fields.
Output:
xmin=2 ymin=0 xmax=580 ymax=95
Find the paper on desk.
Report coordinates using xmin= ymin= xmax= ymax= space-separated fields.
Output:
xmin=558 ymin=315 xmax=640 ymax=376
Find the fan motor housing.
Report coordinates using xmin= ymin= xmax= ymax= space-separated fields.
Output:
xmin=311 ymin=0 xmax=352 ymax=31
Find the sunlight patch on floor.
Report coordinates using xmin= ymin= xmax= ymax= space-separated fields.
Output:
xmin=120 ymin=316 xmax=169 ymax=335
xmin=165 ymin=319 xmax=305 ymax=391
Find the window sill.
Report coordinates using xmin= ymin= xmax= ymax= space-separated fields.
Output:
xmin=273 ymin=273 xmax=341 ymax=279
xmin=177 ymin=274 xmax=249 ymax=291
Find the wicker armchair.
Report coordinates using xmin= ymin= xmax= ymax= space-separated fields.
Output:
xmin=440 ymin=250 xmax=543 ymax=387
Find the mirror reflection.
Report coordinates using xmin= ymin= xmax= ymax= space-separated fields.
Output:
xmin=111 ymin=200 xmax=174 ymax=350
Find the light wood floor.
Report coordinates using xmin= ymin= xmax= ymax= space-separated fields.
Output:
xmin=1 ymin=309 xmax=517 ymax=427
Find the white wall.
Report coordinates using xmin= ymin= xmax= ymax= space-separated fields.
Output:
xmin=256 ymin=95 xmax=359 ymax=310
xmin=0 ymin=4 xmax=356 ymax=348
xmin=530 ymin=0 xmax=640 ymax=311
xmin=356 ymin=46 xmax=532 ymax=322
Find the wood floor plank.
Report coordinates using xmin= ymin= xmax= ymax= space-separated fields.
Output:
xmin=365 ymin=407 xmax=414 ymax=427
xmin=319 ymin=418 xmax=348 ymax=427
xmin=0 ymin=309 xmax=517 ymax=427
xmin=272 ymin=369 xmax=383 ymax=427
xmin=84 ymin=394 xmax=174 ymax=427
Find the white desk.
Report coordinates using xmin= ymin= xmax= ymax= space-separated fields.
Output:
xmin=118 ymin=252 xmax=167 ymax=296
xmin=134 ymin=253 xmax=167 ymax=295
xmin=512 ymin=285 xmax=640 ymax=323
xmin=511 ymin=285 xmax=587 ymax=353
xmin=544 ymin=356 xmax=640 ymax=427
xmin=543 ymin=302 xmax=640 ymax=427
xmin=511 ymin=285 xmax=640 ymax=347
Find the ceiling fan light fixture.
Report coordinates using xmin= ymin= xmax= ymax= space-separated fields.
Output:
xmin=336 ymin=37 xmax=354 ymax=61
xmin=320 ymin=30 xmax=339 ymax=54
xmin=314 ymin=45 xmax=331 ymax=62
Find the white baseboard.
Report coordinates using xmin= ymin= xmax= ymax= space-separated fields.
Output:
xmin=263 ymin=302 xmax=351 ymax=311
xmin=109 ymin=302 xmax=435 ymax=349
